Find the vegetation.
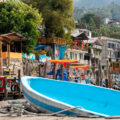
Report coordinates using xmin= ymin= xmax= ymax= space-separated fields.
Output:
xmin=0 ymin=1 xmax=42 ymax=53
xmin=77 ymin=13 xmax=120 ymax=39
xmin=74 ymin=3 xmax=120 ymax=21
xmin=74 ymin=0 xmax=120 ymax=9
xmin=23 ymin=0 xmax=74 ymax=43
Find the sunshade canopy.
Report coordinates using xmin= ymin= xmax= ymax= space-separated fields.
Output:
xmin=48 ymin=60 xmax=78 ymax=68
xmin=72 ymin=65 xmax=90 ymax=71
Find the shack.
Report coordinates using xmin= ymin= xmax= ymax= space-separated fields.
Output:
xmin=0 ymin=32 xmax=27 ymax=76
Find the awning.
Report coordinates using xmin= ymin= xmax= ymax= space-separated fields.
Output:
xmin=35 ymin=45 xmax=48 ymax=50
xmin=48 ymin=60 xmax=78 ymax=68
xmin=72 ymin=65 xmax=90 ymax=71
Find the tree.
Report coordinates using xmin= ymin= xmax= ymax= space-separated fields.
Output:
xmin=23 ymin=0 xmax=74 ymax=43
xmin=0 ymin=1 xmax=42 ymax=53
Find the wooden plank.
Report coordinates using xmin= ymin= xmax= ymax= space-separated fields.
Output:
xmin=0 ymin=41 xmax=3 ymax=75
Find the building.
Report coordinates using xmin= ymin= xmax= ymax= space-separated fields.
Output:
xmin=100 ymin=37 xmax=120 ymax=64
xmin=71 ymin=28 xmax=92 ymax=40
xmin=104 ymin=18 xmax=120 ymax=27
xmin=64 ymin=47 xmax=89 ymax=65
xmin=91 ymin=37 xmax=120 ymax=80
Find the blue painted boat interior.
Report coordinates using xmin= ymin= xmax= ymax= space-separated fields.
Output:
xmin=22 ymin=76 xmax=120 ymax=117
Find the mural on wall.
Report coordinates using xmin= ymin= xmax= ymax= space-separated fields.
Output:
xmin=22 ymin=53 xmax=36 ymax=60
xmin=54 ymin=44 xmax=66 ymax=60
xmin=39 ymin=56 xmax=51 ymax=63
xmin=54 ymin=44 xmax=60 ymax=60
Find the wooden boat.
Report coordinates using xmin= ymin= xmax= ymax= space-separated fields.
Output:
xmin=21 ymin=76 xmax=120 ymax=117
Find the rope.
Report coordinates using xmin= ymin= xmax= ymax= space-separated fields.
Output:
xmin=1 ymin=101 xmax=120 ymax=119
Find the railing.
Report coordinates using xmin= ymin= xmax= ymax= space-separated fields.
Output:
xmin=2 ymin=52 xmax=22 ymax=59
xmin=38 ymin=38 xmax=66 ymax=45
xmin=70 ymin=46 xmax=88 ymax=51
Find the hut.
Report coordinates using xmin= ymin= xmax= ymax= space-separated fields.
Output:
xmin=0 ymin=32 xmax=27 ymax=76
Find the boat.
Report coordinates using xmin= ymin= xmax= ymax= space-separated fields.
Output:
xmin=21 ymin=76 xmax=120 ymax=117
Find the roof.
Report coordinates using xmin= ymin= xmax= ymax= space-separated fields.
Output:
xmin=0 ymin=32 xmax=27 ymax=43
xmin=72 ymin=32 xmax=89 ymax=40
xmin=94 ymin=36 xmax=120 ymax=43
xmin=83 ymin=37 xmax=103 ymax=46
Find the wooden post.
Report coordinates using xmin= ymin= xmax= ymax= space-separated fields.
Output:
xmin=99 ymin=61 xmax=103 ymax=86
xmin=18 ymin=70 xmax=21 ymax=97
xmin=39 ymin=64 xmax=41 ymax=77
xmin=105 ymin=79 xmax=109 ymax=88
xmin=26 ymin=61 xmax=29 ymax=76
xmin=53 ymin=63 xmax=57 ymax=79
xmin=61 ymin=64 xmax=64 ymax=80
xmin=20 ymin=39 xmax=22 ymax=53
xmin=44 ymin=62 xmax=47 ymax=78
xmin=8 ymin=44 xmax=11 ymax=75
xmin=67 ymin=63 xmax=70 ymax=81
xmin=0 ymin=41 xmax=3 ymax=75
xmin=4 ymin=77 xmax=8 ymax=100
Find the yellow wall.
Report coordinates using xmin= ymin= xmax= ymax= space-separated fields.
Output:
xmin=2 ymin=52 xmax=22 ymax=59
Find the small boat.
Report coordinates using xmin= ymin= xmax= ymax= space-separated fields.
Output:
xmin=21 ymin=76 xmax=120 ymax=117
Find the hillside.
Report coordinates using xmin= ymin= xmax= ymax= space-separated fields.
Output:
xmin=74 ymin=3 xmax=120 ymax=20
xmin=74 ymin=0 xmax=120 ymax=9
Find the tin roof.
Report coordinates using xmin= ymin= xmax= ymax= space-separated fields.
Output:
xmin=0 ymin=32 xmax=27 ymax=43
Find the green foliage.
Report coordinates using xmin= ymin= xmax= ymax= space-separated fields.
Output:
xmin=77 ymin=13 xmax=103 ymax=31
xmin=0 ymin=1 xmax=42 ymax=53
xmin=74 ymin=3 xmax=120 ymax=21
xmin=77 ymin=13 xmax=120 ymax=39
xmin=23 ymin=0 xmax=74 ymax=43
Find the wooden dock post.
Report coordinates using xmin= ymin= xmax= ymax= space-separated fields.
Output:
xmin=4 ymin=77 xmax=8 ymax=100
xmin=18 ymin=70 xmax=21 ymax=97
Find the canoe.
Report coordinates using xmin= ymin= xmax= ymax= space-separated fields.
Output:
xmin=21 ymin=76 xmax=120 ymax=117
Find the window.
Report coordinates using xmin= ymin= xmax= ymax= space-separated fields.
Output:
xmin=79 ymin=53 xmax=81 ymax=60
xmin=108 ymin=43 xmax=111 ymax=48
xmin=70 ymin=52 xmax=72 ymax=59
xmin=117 ymin=44 xmax=119 ymax=49
xmin=75 ymin=54 xmax=77 ymax=59
xmin=81 ymin=54 xmax=83 ymax=60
